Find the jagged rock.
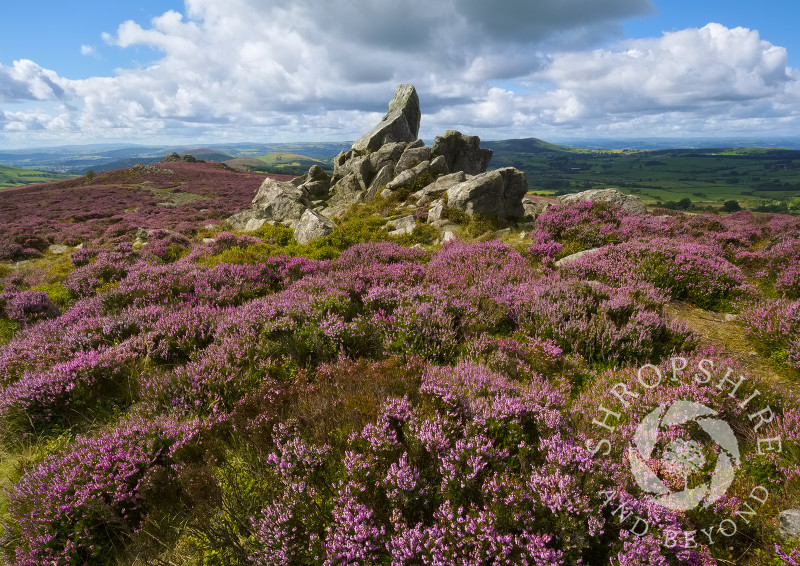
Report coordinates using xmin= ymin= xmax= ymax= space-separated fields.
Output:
xmin=328 ymin=173 xmax=364 ymax=208
xmin=415 ymin=171 xmax=467 ymax=205
xmin=229 ymin=178 xmax=311 ymax=231
xmin=558 ymin=188 xmax=647 ymax=214
xmin=387 ymin=214 xmax=416 ymax=236
xmin=386 ymin=160 xmax=431 ymax=192
xmin=395 ymin=145 xmax=431 ymax=174
xmin=352 ymin=84 xmax=421 ymax=153
xmin=555 ymin=248 xmax=601 ymax=267
xmin=427 ymin=201 xmax=444 ymax=224
xmin=366 ymin=164 xmax=395 ymax=200
xmin=429 ymin=155 xmax=449 ymax=176
xmin=446 ymin=168 xmax=527 ymax=219
xmin=432 ymin=130 xmax=492 ymax=175
xmin=295 ymin=209 xmax=335 ymax=244
xmin=780 ymin=510 xmax=800 ymax=540
xmin=293 ymin=165 xmax=331 ymax=199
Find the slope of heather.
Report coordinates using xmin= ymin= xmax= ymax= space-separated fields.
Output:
xmin=0 ymin=160 xmax=291 ymax=260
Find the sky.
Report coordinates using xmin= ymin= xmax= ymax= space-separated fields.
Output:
xmin=1 ymin=0 xmax=800 ymax=148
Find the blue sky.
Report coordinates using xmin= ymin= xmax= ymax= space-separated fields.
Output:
xmin=1 ymin=0 xmax=799 ymax=148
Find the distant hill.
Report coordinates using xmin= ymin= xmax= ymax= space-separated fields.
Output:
xmin=225 ymin=152 xmax=331 ymax=175
xmin=0 ymin=164 xmax=72 ymax=189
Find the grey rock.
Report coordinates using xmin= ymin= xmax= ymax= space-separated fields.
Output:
xmin=395 ymin=146 xmax=431 ymax=174
xmin=555 ymin=248 xmax=601 ymax=267
xmin=48 ymin=244 xmax=69 ymax=254
xmin=366 ymin=164 xmax=395 ymax=200
xmin=295 ymin=209 xmax=335 ymax=244
xmin=352 ymin=84 xmax=421 ymax=153
xmin=429 ymin=154 xmax=449 ymax=176
xmin=779 ymin=509 xmax=800 ymax=540
xmin=386 ymin=160 xmax=431 ymax=192
xmin=442 ymin=230 xmax=457 ymax=243
xmin=432 ymin=130 xmax=493 ymax=175
xmin=136 ymin=227 xmax=152 ymax=242
xmin=427 ymin=201 xmax=444 ymax=224
xmin=415 ymin=171 xmax=467 ymax=205
xmin=446 ymin=167 xmax=528 ymax=219
xmin=387 ymin=214 xmax=417 ymax=236
xmin=380 ymin=188 xmax=393 ymax=199
xmin=228 ymin=177 xmax=312 ymax=231
xmin=202 ymin=237 xmax=215 ymax=244
xmin=328 ymin=173 xmax=365 ymax=208
xmin=522 ymin=199 xmax=539 ymax=221
xmin=558 ymin=188 xmax=647 ymax=215
xmin=295 ymin=164 xmax=331 ymax=199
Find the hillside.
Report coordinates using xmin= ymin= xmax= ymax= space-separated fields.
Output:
xmin=225 ymin=151 xmax=331 ymax=175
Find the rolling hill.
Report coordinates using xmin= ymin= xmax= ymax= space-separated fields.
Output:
xmin=0 ymin=164 xmax=72 ymax=189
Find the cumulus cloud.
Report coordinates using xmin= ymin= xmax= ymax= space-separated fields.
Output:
xmin=2 ymin=1 xmax=800 ymax=146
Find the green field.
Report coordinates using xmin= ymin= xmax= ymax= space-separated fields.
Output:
xmin=224 ymin=152 xmax=332 ymax=176
xmin=0 ymin=164 xmax=72 ymax=189
xmin=486 ymin=139 xmax=800 ymax=211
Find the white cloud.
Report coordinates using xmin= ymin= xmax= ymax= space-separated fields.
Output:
xmin=80 ymin=45 xmax=97 ymax=57
xmin=2 ymin=2 xmax=800 ymax=146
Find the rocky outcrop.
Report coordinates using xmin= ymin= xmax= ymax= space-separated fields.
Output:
xmin=446 ymin=168 xmax=527 ymax=219
xmin=228 ymin=84 xmax=531 ymax=242
xmin=558 ymin=188 xmax=647 ymax=214
xmin=351 ymin=84 xmax=421 ymax=153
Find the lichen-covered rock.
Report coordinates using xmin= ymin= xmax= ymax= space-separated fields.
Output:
xmin=558 ymin=188 xmax=647 ymax=214
xmin=351 ymin=84 xmax=421 ymax=153
xmin=779 ymin=509 xmax=800 ymax=540
xmin=387 ymin=214 xmax=416 ymax=236
xmin=293 ymin=164 xmax=331 ymax=199
xmin=414 ymin=171 xmax=467 ymax=205
xmin=386 ymin=160 xmax=431 ymax=192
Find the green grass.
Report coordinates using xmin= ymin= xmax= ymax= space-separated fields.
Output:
xmin=0 ymin=164 xmax=72 ymax=189
xmin=487 ymin=142 xmax=800 ymax=209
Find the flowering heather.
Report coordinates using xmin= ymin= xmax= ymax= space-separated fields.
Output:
xmin=1 ymin=200 xmax=798 ymax=564
xmin=563 ymin=238 xmax=751 ymax=311
xmin=4 ymin=415 xmax=199 ymax=566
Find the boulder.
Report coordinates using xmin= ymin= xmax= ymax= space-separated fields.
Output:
xmin=228 ymin=177 xmax=311 ymax=231
xmin=558 ymin=188 xmax=647 ymax=215
xmin=351 ymin=84 xmax=421 ymax=153
xmin=555 ymin=248 xmax=601 ymax=267
xmin=432 ymin=130 xmax=493 ymax=175
xmin=446 ymin=167 xmax=527 ymax=219
xmin=48 ymin=244 xmax=69 ymax=254
xmin=779 ymin=509 xmax=800 ymax=540
xmin=294 ymin=209 xmax=335 ymax=244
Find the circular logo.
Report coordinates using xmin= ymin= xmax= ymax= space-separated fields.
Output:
xmin=627 ymin=400 xmax=741 ymax=511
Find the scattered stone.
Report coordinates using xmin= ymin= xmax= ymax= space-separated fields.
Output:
xmin=48 ymin=244 xmax=69 ymax=254
xmin=442 ymin=230 xmax=456 ymax=243
xmin=387 ymin=214 xmax=416 ymax=236
xmin=202 ymin=238 xmax=215 ymax=244
xmin=555 ymin=248 xmax=601 ymax=267
xmin=352 ymin=84 xmax=421 ymax=153
xmin=558 ymin=188 xmax=647 ymax=215
xmin=294 ymin=209 xmax=335 ymax=244
xmin=779 ymin=510 xmax=800 ymax=540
